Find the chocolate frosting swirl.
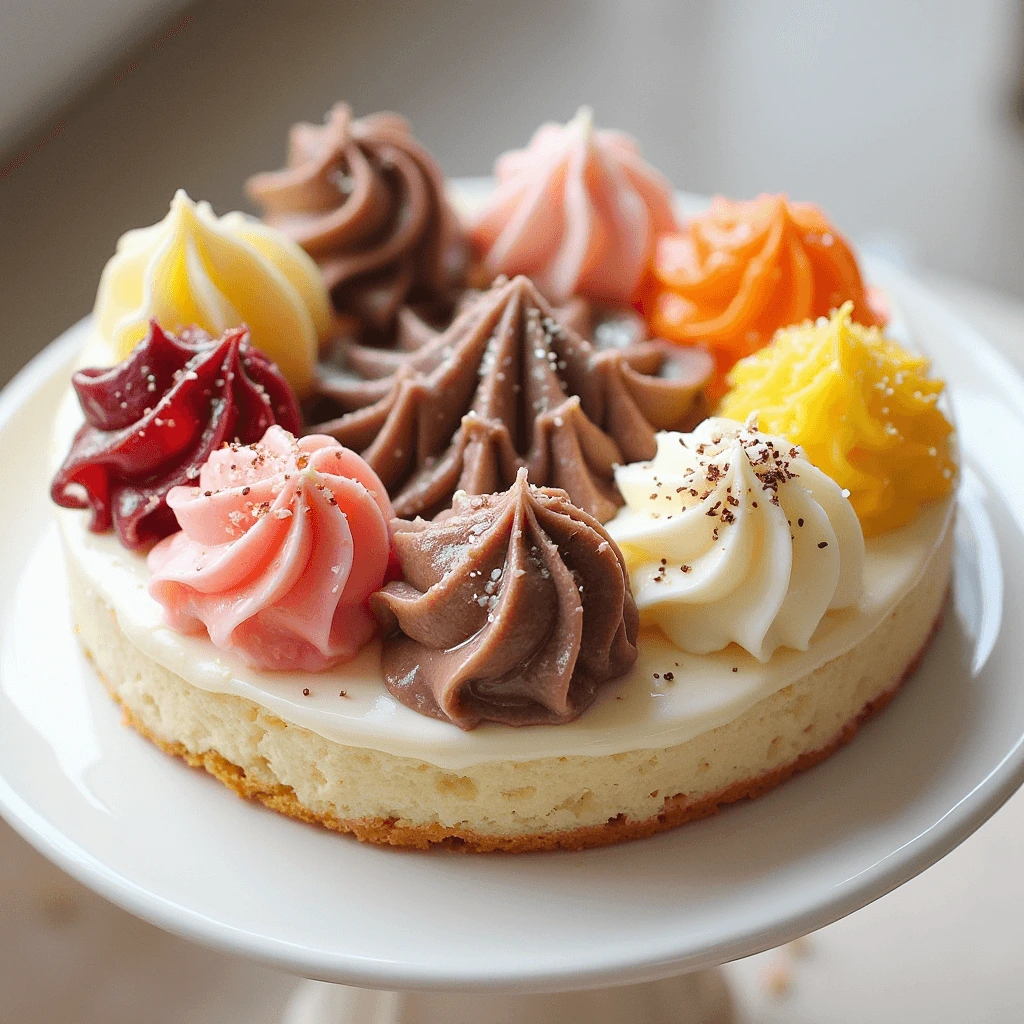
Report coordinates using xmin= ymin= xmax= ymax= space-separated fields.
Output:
xmin=246 ymin=104 xmax=467 ymax=332
xmin=310 ymin=275 xmax=712 ymax=521
xmin=388 ymin=291 xmax=647 ymax=355
xmin=371 ymin=470 xmax=639 ymax=729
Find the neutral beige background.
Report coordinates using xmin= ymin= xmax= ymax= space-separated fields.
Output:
xmin=0 ymin=0 xmax=191 ymax=145
xmin=2 ymin=0 xmax=1024 ymax=389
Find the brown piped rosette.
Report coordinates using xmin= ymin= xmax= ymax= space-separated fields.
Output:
xmin=386 ymin=290 xmax=648 ymax=357
xmin=310 ymin=275 xmax=712 ymax=521
xmin=370 ymin=470 xmax=639 ymax=729
xmin=246 ymin=103 xmax=467 ymax=332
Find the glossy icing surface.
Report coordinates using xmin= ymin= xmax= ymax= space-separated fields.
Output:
xmin=312 ymin=275 xmax=710 ymax=522
xmin=247 ymin=103 xmax=467 ymax=332
xmin=647 ymin=193 xmax=886 ymax=395
xmin=468 ymin=107 xmax=677 ymax=305
xmin=148 ymin=427 xmax=392 ymax=672
xmin=50 ymin=323 xmax=301 ymax=549
xmin=372 ymin=469 xmax=638 ymax=729
xmin=56 ymin=377 xmax=952 ymax=769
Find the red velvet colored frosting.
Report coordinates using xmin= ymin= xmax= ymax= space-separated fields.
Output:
xmin=51 ymin=321 xmax=300 ymax=549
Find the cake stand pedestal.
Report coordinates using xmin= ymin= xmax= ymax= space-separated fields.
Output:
xmin=1 ymin=271 xmax=1024 ymax=1023
xmin=281 ymin=972 xmax=734 ymax=1024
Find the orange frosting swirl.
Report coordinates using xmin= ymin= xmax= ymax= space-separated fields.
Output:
xmin=648 ymin=194 xmax=886 ymax=393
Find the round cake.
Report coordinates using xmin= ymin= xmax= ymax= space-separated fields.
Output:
xmin=49 ymin=106 xmax=958 ymax=852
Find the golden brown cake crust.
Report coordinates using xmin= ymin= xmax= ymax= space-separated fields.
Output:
xmin=91 ymin=600 xmax=944 ymax=854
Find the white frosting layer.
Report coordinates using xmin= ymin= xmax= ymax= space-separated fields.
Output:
xmin=608 ymin=418 xmax=865 ymax=661
xmin=55 ymin=386 xmax=952 ymax=771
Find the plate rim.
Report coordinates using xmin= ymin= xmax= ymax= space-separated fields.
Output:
xmin=1 ymin=272 xmax=1024 ymax=992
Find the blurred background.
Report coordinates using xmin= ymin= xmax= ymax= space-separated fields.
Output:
xmin=3 ymin=0 xmax=1024 ymax=387
xmin=2 ymin=2 xmax=1024 ymax=1021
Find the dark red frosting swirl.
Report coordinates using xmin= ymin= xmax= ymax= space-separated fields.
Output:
xmin=51 ymin=321 xmax=300 ymax=549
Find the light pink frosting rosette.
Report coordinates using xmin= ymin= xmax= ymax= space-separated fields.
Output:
xmin=468 ymin=107 xmax=678 ymax=305
xmin=148 ymin=426 xmax=393 ymax=672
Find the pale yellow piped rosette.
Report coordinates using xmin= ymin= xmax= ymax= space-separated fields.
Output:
xmin=93 ymin=190 xmax=331 ymax=395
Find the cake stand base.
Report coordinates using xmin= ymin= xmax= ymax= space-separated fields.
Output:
xmin=282 ymin=972 xmax=735 ymax=1024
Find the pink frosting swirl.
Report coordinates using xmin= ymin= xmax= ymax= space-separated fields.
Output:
xmin=148 ymin=426 xmax=393 ymax=672
xmin=468 ymin=108 xmax=678 ymax=305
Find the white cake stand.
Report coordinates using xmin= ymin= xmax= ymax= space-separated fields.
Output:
xmin=1 ymin=267 xmax=1023 ymax=1024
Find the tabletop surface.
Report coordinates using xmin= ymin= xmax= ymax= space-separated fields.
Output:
xmin=0 ymin=275 xmax=1020 ymax=1023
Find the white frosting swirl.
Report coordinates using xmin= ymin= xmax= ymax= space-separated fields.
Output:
xmin=606 ymin=417 xmax=865 ymax=661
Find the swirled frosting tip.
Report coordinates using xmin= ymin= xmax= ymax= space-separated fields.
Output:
xmin=371 ymin=468 xmax=639 ymax=729
xmin=94 ymin=190 xmax=330 ymax=395
xmin=607 ymin=417 xmax=865 ymax=662
xmin=148 ymin=425 xmax=393 ymax=672
xmin=51 ymin=321 xmax=300 ymax=549
xmin=468 ymin=108 xmax=678 ymax=306
xmin=311 ymin=273 xmax=711 ymax=523
xmin=647 ymin=193 xmax=886 ymax=396
xmin=247 ymin=103 xmax=468 ymax=333
xmin=718 ymin=303 xmax=956 ymax=535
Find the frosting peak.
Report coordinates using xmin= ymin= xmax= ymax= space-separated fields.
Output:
xmin=648 ymin=193 xmax=886 ymax=393
xmin=719 ymin=304 xmax=956 ymax=535
xmin=607 ymin=417 xmax=865 ymax=661
xmin=148 ymin=426 xmax=393 ymax=672
xmin=247 ymin=103 xmax=467 ymax=332
xmin=51 ymin=322 xmax=300 ymax=549
xmin=94 ymin=190 xmax=331 ymax=395
xmin=371 ymin=469 xmax=639 ymax=729
xmin=312 ymin=274 xmax=711 ymax=521
xmin=468 ymin=109 xmax=678 ymax=305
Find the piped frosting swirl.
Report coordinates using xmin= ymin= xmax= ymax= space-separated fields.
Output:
xmin=247 ymin=103 xmax=467 ymax=333
xmin=51 ymin=322 xmax=300 ymax=549
xmin=371 ymin=469 xmax=639 ymax=729
xmin=718 ymin=304 xmax=956 ymax=535
xmin=468 ymin=107 xmax=678 ymax=305
xmin=311 ymin=275 xmax=711 ymax=521
xmin=648 ymin=193 xmax=887 ymax=393
xmin=148 ymin=426 xmax=393 ymax=672
xmin=606 ymin=417 xmax=865 ymax=661
xmin=94 ymin=190 xmax=331 ymax=394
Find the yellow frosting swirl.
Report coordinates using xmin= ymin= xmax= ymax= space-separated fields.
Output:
xmin=718 ymin=303 xmax=955 ymax=536
xmin=94 ymin=190 xmax=331 ymax=394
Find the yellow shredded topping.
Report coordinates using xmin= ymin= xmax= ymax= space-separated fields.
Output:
xmin=718 ymin=303 xmax=956 ymax=536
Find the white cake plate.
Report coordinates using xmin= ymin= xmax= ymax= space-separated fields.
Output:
xmin=1 ymin=266 xmax=1023 ymax=1024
